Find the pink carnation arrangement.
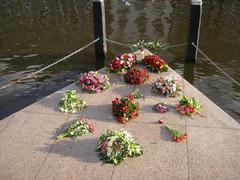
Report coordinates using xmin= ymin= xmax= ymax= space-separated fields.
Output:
xmin=152 ymin=76 xmax=182 ymax=97
xmin=107 ymin=53 xmax=136 ymax=74
xmin=153 ymin=103 xmax=169 ymax=113
xmin=79 ymin=71 xmax=111 ymax=93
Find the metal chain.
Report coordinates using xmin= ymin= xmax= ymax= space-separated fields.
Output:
xmin=165 ymin=42 xmax=187 ymax=49
xmin=105 ymin=38 xmax=130 ymax=47
xmin=0 ymin=38 xmax=100 ymax=91
xmin=192 ymin=42 xmax=240 ymax=87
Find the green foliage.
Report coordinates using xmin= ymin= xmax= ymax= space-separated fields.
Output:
xmin=59 ymin=90 xmax=87 ymax=113
xmin=97 ymin=129 xmax=143 ymax=165
xmin=130 ymin=88 xmax=144 ymax=99
xmin=161 ymin=64 xmax=169 ymax=72
xmin=57 ymin=119 xmax=94 ymax=140
xmin=179 ymin=96 xmax=201 ymax=113
xmin=166 ymin=126 xmax=184 ymax=138
xmin=129 ymin=40 xmax=166 ymax=54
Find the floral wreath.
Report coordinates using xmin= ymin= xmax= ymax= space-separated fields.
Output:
xmin=107 ymin=53 xmax=136 ymax=74
xmin=78 ymin=71 xmax=111 ymax=93
xmin=152 ymin=76 xmax=182 ymax=97
xmin=59 ymin=90 xmax=87 ymax=113
xmin=176 ymin=96 xmax=202 ymax=117
xmin=142 ymin=54 xmax=168 ymax=73
xmin=112 ymin=95 xmax=140 ymax=123
xmin=124 ymin=68 xmax=149 ymax=85
xmin=153 ymin=103 xmax=169 ymax=113
xmin=97 ymin=129 xmax=143 ymax=164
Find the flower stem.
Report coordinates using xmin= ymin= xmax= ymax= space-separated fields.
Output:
xmin=57 ymin=132 xmax=68 ymax=140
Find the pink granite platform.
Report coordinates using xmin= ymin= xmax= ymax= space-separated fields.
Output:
xmin=0 ymin=50 xmax=239 ymax=180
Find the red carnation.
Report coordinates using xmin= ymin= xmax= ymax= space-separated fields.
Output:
xmin=142 ymin=55 xmax=168 ymax=73
xmin=124 ymin=68 xmax=149 ymax=85
xmin=112 ymin=96 xmax=140 ymax=124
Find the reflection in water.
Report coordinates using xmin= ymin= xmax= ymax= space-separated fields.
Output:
xmin=0 ymin=0 xmax=239 ymax=121
xmin=134 ymin=0 xmax=148 ymax=40
xmin=39 ymin=0 xmax=50 ymax=28
xmin=183 ymin=62 xmax=195 ymax=85
xmin=53 ymin=0 xmax=64 ymax=25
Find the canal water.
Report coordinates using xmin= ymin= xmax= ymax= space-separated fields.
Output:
xmin=0 ymin=0 xmax=239 ymax=122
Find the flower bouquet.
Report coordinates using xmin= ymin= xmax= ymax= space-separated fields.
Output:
xmin=129 ymin=40 xmax=166 ymax=54
xmin=153 ymin=103 xmax=169 ymax=113
xmin=107 ymin=53 xmax=136 ymax=74
xmin=96 ymin=129 xmax=143 ymax=165
xmin=124 ymin=68 xmax=149 ymax=85
xmin=112 ymin=95 xmax=139 ymax=123
xmin=130 ymin=88 xmax=145 ymax=99
xmin=166 ymin=126 xmax=187 ymax=142
xmin=176 ymin=96 xmax=202 ymax=117
xmin=142 ymin=55 xmax=168 ymax=73
xmin=57 ymin=118 xmax=95 ymax=140
xmin=152 ymin=76 xmax=182 ymax=97
xmin=78 ymin=71 xmax=111 ymax=93
xmin=59 ymin=90 xmax=87 ymax=113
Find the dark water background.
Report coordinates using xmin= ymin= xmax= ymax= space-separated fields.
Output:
xmin=0 ymin=0 xmax=239 ymax=122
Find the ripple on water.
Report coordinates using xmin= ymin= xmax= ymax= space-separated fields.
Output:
xmin=0 ymin=57 xmax=13 ymax=61
xmin=13 ymin=55 xmax=20 ymax=58
xmin=23 ymin=54 xmax=39 ymax=58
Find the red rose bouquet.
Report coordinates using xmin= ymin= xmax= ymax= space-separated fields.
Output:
xmin=107 ymin=53 xmax=136 ymax=74
xmin=124 ymin=68 xmax=149 ymax=85
xmin=112 ymin=95 xmax=139 ymax=123
xmin=176 ymin=96 xmax=202 ymax=117
xmin=142 ymin=55 xmax=168 ymax=73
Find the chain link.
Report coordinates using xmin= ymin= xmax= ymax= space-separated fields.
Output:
xmin=0 ymin=38 xmax=100 ymax=91
xmin=165 ymin=42 xmax=187 ymax=49
xmin=105 ymin=38 xmax=130 ymax=47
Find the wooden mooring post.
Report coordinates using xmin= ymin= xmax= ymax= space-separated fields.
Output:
xmin=185 ymin=0 xmax=202 ymax=62
xmin=92 ymin=0 xmax=107 ymax=69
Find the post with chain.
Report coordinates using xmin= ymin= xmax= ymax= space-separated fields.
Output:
xmin=92 ymin=0 xmax=107 ymax=69
xmin=185 ymin=0 xmax=202 ymax=62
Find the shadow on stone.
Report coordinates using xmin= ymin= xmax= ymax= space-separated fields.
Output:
xmin=38 ymin=137 xmax=101 ymax=164
xmin=37 ymin=91 xmax=64 ymax=113
xmin=112 ymin=82 xmax=156 ymax=98
xmin=160 ymin=126 xmax=172 ymax=142
xmin=107 ymin=73 xmax=125 ymax=84
xmin=76 ymin=104 xmax=119 ymax=123
xmin=141 ymin=104 xmax=154 ymax=114
xmin=49 ymin=119 xmax=80 ymax=140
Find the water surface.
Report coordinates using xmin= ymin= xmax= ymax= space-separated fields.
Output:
xmin=0 ymin=0 xmax=239 ymax=121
